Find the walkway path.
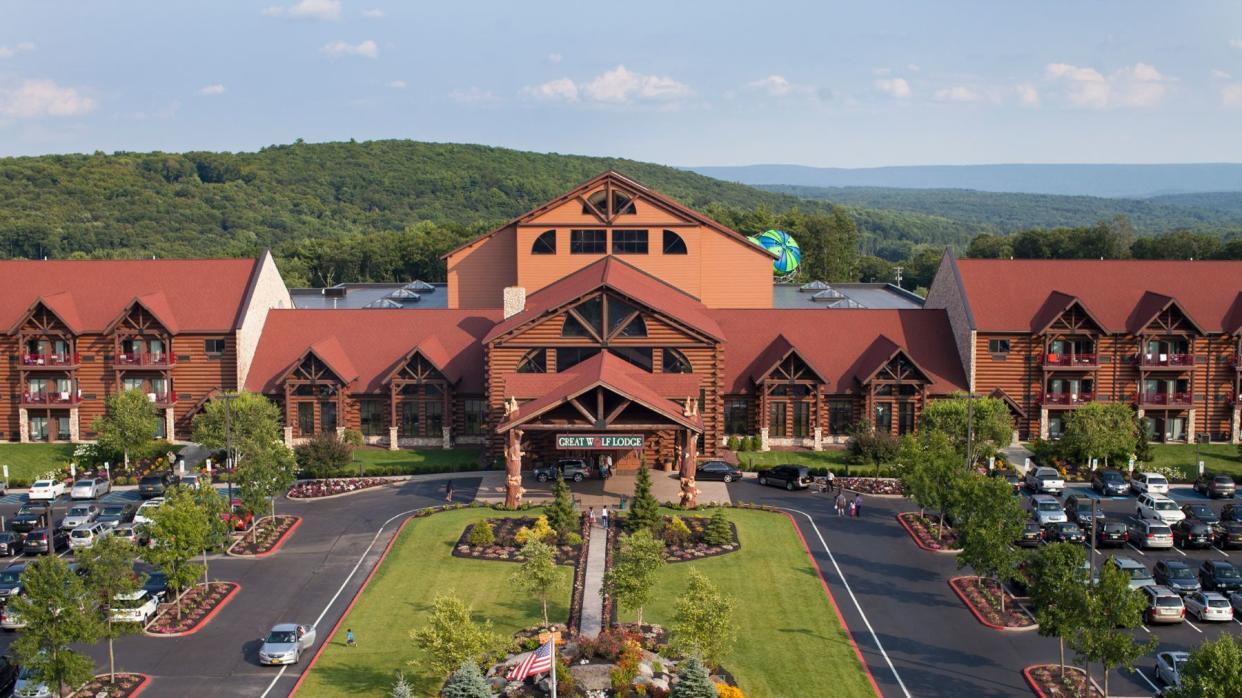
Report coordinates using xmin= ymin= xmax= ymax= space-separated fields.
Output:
xmin=580 ymin=521 xmax=609 ymax=638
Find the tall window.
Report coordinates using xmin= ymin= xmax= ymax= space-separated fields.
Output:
xmin=570 ymin=229 xmax=606 ymax=254
xmin=725 ymin=398 xmax=749 ymax=435
xmin=399 ymin=401 xmax=418 ymax=437
xmin=898 ymin=402 xmax=916 ymax=435
xmin=531 ymin=230 xmax=556 ymax=255
xmin=611 ymin=229 xmax=648 ymax=254
xmin=874 ymin=404 xmax=892 ymax=434
xmin=768 ymin=402 xmax=787 ymax=438
xmin=426 ymin=400 xmax=444 ymax=435
xmin=29 ymin=417 xmax=47 ymax=442
xmin=463 ymin=399 xmax=487 ymax=435
xmin=516 ymin=349 xmax=547 ymax=373
xmin=663 ymin=230 xmax=687 ymax=255
xmin=557 ymin=347 xmax=599 ymax=371
xmin=320 ymin=403 xmax=337 ymax=433
xmin=662 ymin=348 xmax=693 ymax=374
xmin=297 ymin=403 xmax=314 ymax=436
xmin=792 ymin=401 xmax=810 ymax=438
xmin=610 ymin=347 xmax=653 ymax=372
xmin=583 ymin=190 xmax=636 ymax=215
xmin=360 ymin=401 xmax=385 ymax=436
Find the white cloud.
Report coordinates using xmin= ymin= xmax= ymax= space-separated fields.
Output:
xmin=547 ymin=53 xmax=563 ymax=64
xmin=449 ymin=87 xmax=499 ymax=104
xmin=907 ymin=63 xmax=921 ymax=72
xmin=322 ymin=40 xmax=379 ymax=59
xmin=262 ymin=0 xmax=340 ymax=20
xmin=0 ymin=79 xmax=96 ymax=118
xmin=0 ymin=42 xmax=35 ymax=59
xmin=583 ymin=65 xmax=691 ymax=103
xmin=1212 ymin=69 xmax=1232 ymax=80
xmin=874 ymin=77 xmax=911 ymax=98
xmin=198 ymin=83 xmax=225 ymax=96
xmin=387 ymin=79 xmax=407 ymax=89
xmin=524 ymin=78 xmax=580 ymax=102
xmin=745 ymin=75 xmax=813 ymax=98
xmin=362 ymin=8 xmax=384 ymax=18
xmin=1044 ymin=61 xmax=1170 ymax=108
xmin=933 ymin=85 xmax=979 ymax=102
xmin=1224 ymin=83 xmax=1242 ymax=108
xmin=1231 ymin=38 xmax=1242 ymax=49
xmin=1015 ymin=83 xmax=1040 ymax=106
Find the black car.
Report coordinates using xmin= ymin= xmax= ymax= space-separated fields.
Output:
xmin=0 ymin=564 xmax=26 ymax=600
xmin=9 ymin=503 xmax=51 ymax=534
xmin=696 ymin=460 xmax=742 ymax=483
xmin=0 ymin=533 xmax=23 ymax=558
xmin=1017 ymin=521 xmax=1043 ymax=547
xmin=95 ymin=502 xmax=137 ymax=528
xmin=140 ymin=568 xmax=168 ymax=603
xmin=1064 ymin=494 xmax=1105 ymax=527
xmin=0 ymin=654 xmax=18 ymax=697
xmin=1091 ymin=469 xmax=1130 ymax=497
xmin=1182 ymin=503 xmax=1221 ymax=527
xmin=1172 ymin=519 xmax=1214 ymax=549
xmin=22 ymin=528 xmax=66 ymax=556
xmin=756 ymin=465 xmax=812 ymax=491
xmin=1199 ymin=560 xmax=1242 ymax=593
xmin=138 ymin=472 xmax=176 ymax=499
xmin=1043 ymin=522 xmax=1086 ymax=544
xmin=1154 ymin=560 xmax=1202 ymax=595
xmin=1095 ymin=521 xmax=1129 ymax=547
xmin=989 ymin=469 xmax=1022 ymax=494
xmin=1194 ymin=473 xmax=1237 ymax=499
xmin=1219 ymin=520 xmax=1242 ymax=549
xmin=532 ymin=459 xmax=591 ymax=483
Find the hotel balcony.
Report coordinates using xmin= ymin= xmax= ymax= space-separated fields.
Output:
xmin=1137 ymin=392 xmax=1193 ymax=407
xmin=21 ymin=391 xmax=81 ymax=407
xmin=19 ymin=353 xmax=81 ymax=369
xmin=147 ymin=391 xmax=178 ymax=406
xmin=115 ymin=351 xmax=176 ymax=369
xmin=1138 ymin=353 xmax=1194 ymax=369
xmin=1042 ymin=353 xmax=1097 ymax=369
xmin=1042 ymin=392 xmax=1093 ymax=407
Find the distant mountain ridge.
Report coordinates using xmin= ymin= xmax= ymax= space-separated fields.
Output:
xmin=689 ymin=163 xmax=1242 ymax=198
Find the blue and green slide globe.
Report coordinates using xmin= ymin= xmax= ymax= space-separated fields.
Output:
xmin=749 ymin=229 xmax=801 ymax=274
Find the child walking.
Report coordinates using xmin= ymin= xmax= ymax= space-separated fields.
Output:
xmin=346 ymin=628 xmax=356 ymax=647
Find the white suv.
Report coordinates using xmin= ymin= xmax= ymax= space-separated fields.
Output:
xmin=1138 ymin=493 xmax=1185 ymax=524
xmin=1030 ymin=494 xmax=1068 ymax=525
xmin=1131 ymin=472 xmax=1170 ymax=495
xmin=110 ymin=590 xmax=159 ymax=624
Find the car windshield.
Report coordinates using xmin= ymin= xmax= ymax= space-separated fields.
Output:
xmin=1156 ymin=597 xmax=1183 ymax=607
xmin=1061 ymin=524 xmax=1081 ymax=533
xmin=1168 ymin=567 xmax=1196 ymax=580
xmin=114 ymin=594 xmax=147 ymax=608
xmin=1103 ymin=523 xmax=1126 ymax=531
xmin=32 ymin=480 xmax=51 ymax=488
xmin=100 ymin=505 xmax=124 ymax=516
xmin=1154 ymin=501 xmax=1178 ymax=511
xmin=1036 ymin=469 xmax=1058 ymax=478
xmin=1037 ymin=501 xmax=1059 ymax=511
xmin=1102 ymin=472 xmax=1123 ymax=482
xmin=27 ymin=532 xmax=45 ymax=541
xmin=68 ymin=507 xmax=90 ymax=516
xmin=1025 ymin=523 xmax=1040 ymax=532
xmin=140 ymin=476 xmax=162 ymax=483
xmin=74 ymin=480 xmax=92 ymax=487
xmin=0 ymin=570 xmax=21 ymax=585
xmin=1148 ymin=476 xmax=1168 ymax=487
xmin=70 ymin=529 xmax=92 ymax=539
xmin=1209 ymin=598 xmax=1231 ymax=608
xmin=1216 ymin=476 xmax=1234 ymax=484
xmin=1126 ymin=568 xmax=1152 ymax=580
xmin=266 ymin=630 xmax=297 ymax=644
xmin=1190 ymin=507 xmax=1215 ymax=518
xmin=1216 ymin=566 xmax=1241 ymax=579
xmin=1149 ymin=525 xmax=1172 ymax=535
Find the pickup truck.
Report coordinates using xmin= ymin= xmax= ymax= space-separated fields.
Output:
xmin=1024 ymin=467 xmax=1065 ymax=495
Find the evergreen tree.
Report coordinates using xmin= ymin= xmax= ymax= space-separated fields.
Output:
xmin=441 ymin=662 xmax=491 ymax=698
xmin=544 ymin=475 xmax=577 ymax=540
xmin=390 ymin=672 xmax=414 ymax=698
xmin=704 ymin=508 xmax=732 ymax=546
xmin=671 ymin=656 xmax=719 ymax=698
xmin=627 ymin=464 xmax=660 ymax=532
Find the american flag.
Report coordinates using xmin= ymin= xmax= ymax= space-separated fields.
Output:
xmin=507 ymin=639 xmax=554 ymax=682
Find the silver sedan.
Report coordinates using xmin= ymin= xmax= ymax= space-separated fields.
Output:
xmin=258 ymin=623 xmax=316 ymax=665
xmin=1155 ymin=650 xmax=1189 ymax=691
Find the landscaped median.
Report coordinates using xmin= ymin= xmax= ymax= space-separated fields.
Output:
xmin=948 ymin=576 xmax=1037 ymax=631
xmin=1023 ymin=664 xmax=1103 ymax=698
xmin=144 ymin=581 xmax=239 ymax=637
xmin=227 ymin=515 xmax=301 ymax=557
xmin=896 ymin=512 xmax=962 ymax=552
xmin=71 ymin=673 xmax=150 ymax=698
xmin=288 ymin=477 xmax=392 ymax=499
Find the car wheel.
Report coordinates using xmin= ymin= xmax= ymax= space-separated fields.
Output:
xmin=293 ymin=650 xmax=300 ymax=664
xmin=573 ymin=473 xmax=584 ymax=482
xmin=722 ymin=475 xmax=732 ymax=483
xmin=786 ymin=481 xmax=795 ymax=491
xmin=536 ymin=474 xmax=548 ymax=483
xmin=758 ymin=477 xmax=767 ymax=486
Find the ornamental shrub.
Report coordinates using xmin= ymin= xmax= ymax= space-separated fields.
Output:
xmin=671 ymin=656 xmax=719 ymax=698
xmin=563 ymin=531 xmax=583 ymax=547
xmin=665 ymin=516 xmax=692 ymax=546
xmin=441 ymin=662 xmax=490 ymax=698
xmin=515 ymin=515 xmax=556 ymax=545
xmin=715 ymin=683 xmax=745 ymax=698
xmin=466 ymin=521 xmax=494 ymax=547
xmin=705 ymin=508 xmax=732 ymax=546
xmin=726 ymin=435 xmax=741 ymax=452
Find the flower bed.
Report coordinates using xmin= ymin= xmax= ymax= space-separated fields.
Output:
xmin=896 ymin=512 xmax=961 ymax=552
xmin=649 ymin=514 xmax=740 ymax=563
xmin=72 ymin=673 xmax=149 ymax=698
xmin=837 ymin=477 xmax=904 ymax=496
xmin=227 ymin=515 xmax=300 ymax=556
xmin=453 ymin=517 xmax=582 ymax=564
xmin=1024 ymin=664 xmax=1104 ymax=698
xmin=146 ymin=581 xmax=239 ymax=636
xmin=288 ymin=477 xmax=389 ymax=499
xmin=949 ymin=576 xmax=1036 ymax=630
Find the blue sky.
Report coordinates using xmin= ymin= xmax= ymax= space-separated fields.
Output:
xmin=1 ymin=0 xmax=1241 ymax=166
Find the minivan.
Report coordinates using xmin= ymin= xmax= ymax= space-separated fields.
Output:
xmin=69 ymin=522 xmax=111 ymax=550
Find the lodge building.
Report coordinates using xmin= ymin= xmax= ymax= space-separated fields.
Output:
xmin=3 ymin=171 xmax=1242 ymax=504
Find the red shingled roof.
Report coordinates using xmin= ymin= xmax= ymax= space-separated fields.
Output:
xmin=504 ymin=366 xmax=700 ymax=400
xmin=709 ymin=309 xmax=967 ymax=394
xmin=956 ymin=259 xmax=1242 ymax=333
xmin=245 ymin=309 xmax=501 ymax=394
xmin=0 ymin=258 xmax=259 ymax=334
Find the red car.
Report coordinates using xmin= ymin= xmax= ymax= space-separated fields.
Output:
xmin=220 ymin=499 xmax=254 ymax=531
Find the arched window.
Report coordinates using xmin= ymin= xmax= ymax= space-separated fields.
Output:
xmin=663 ymin=230 xmax=687 ymax=255
xmin=531 ymin=230 xmax=556 ymax=255
xmin=516 ymin=349 xmax=546 ymax=374
xmin=662 ymin=348 xmax=693 ymax=373
xmin=582 ymin=189 xmax=637 ymax=216
xmin=561 ymin=293 xmax=647 ymax=339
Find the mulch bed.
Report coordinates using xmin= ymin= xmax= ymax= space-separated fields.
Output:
xmin=566 ymin=515 xmax=591 ymax=635
xmin=146 ymin=581 xmax=238 ymax=635
xmin=287 ymin=477 xmax=389 ymax=498
xmin=453 ymin=517 xmax=582 ymax=565
xmin=897 ymin=512 xmax=961 ymax=552
xmin=950 ymin=576 xmax=1036 ymax=630
xmin=227 ymin=515 xmax=300 ymax=556
xmin=1024 ymin=664 xmax=1104 ymax=698
xmin=837 ymin=477 xmax=904 ymax=495
xmin=650 ymin=514 xmax=740 ymax=563
xmin=72 ymin=673 xmax=149 ymax=698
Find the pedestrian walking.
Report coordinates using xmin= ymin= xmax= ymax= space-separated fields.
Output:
xmin=346 ymin=628 xmax=356 ymax=647
xmin=825 ymin=470 xmax=835 ymax=494
xmin=601 ymin=506 xmax=610 ymax=529
xmin=848 ymin=500 xmax=856 ymax=517
xmin=853 ymin=493 xmax=863 ymax=518
xmin=445 ymin=479 xmax=454 ymax=502
xmin=588 ymin=506 xmax=596 ymax=527
xmin=834 ymin=492 xmax=846 ymax=517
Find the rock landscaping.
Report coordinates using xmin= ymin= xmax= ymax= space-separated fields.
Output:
xmin=72 ymin=673 xmax=149 ymax=698
xmin=837 ymin=476 xmax=904 ymax=495
xmin=1023 ymin=664 xmax=1104 ymax=698
xmin=897 ymin=512 xmax=962 ymax=552
xmin=646 ymin=514 xmax=739 ymax=563
xmin=227 ymin=515 xmax=300 ymax=556
xmin=145 ymin=581 xmax=238 ymax=636
xmin=949 ymin=576 xmax=1036 ymax=630
xmin=287 ymin=477 xmax=389 ymax=498
xmin=454 ymin=517 xmax=583 ymax=565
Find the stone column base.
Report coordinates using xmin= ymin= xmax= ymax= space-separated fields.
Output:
xmin=164 ymin=408 xmax=176 ymax=442
xmin=1232 ymin=408 xmax=1240 ymax=445
xmin=335 ymin=426 xmax=346 ymax=439
xmin=812 ymin=427 xmax=823 ymax=452
xmin=1188 ymin=409 xmax=1197 ymax=441
xmin=388 ymin=426 xmax=399 ymax=451
xmin=1038 ymin=408 xmax=1049 ymax=440
xmin=759 ymin=427 xmax=770 ymax=452
xmin=283 ymin=426 xmax=294 ymax=448
xmin=442 ymin=426 xmax=452 ymax=450
xmin=18 ymin=409 xmax=28 ymax=444
xmin=69 ymin=408 xmax=80 ymax=442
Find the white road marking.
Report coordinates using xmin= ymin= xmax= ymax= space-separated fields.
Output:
xmin=1213 ymin=546 xmax=1230 ymax=558
xmin=1185 ymin=618 xmax=1203 ymax=633
xmin=780 ymin=507 xmax=912 ymax=698
xmin=1139 ymin=624 xmax=1151 ymax=633
xmin=1127 ymin=543 xmax=1147 ymax=557
xmin=1131 ymin=667 xmax=1161 ymax=694
xmin=258 ymin=505 xmax=427 ymax=698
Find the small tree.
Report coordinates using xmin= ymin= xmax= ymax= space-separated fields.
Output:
xmin=705 ymin=508 xmax=732 ymax=546
xmin=1169 ymin=633 xmax=1242 ymax=698
xmin=390 ymin=671 xmax=414 ymax=698
xmin=410 ymin=592 xmax=505 ymax=678
xmin=1061 ymin=403 xmax=1139 ymax=469
xmin=627 ymin=464 xmax=661 ymax=532
xmin=441 ymin=661 xmax=491 ymax=698
xmin=193 ymin=485 xmax=232 ymax=581
xmin=10 ymin=556 xmax=101 ymax=697
xmin=78 ymin=535 xmax=145 ymax=684
xmin=95 ymin=388 xmax=159 ymax=468
xmin=898 ymin=433 xmax=963 ymax=539
xmin=1028 ymin=543 xmax=1089 ymax=679
xmin=237 ymin=441 xmax=298 ymax=543
xmin=294 ymin=431 xmax=354 ymax=479
xmin=848 ymin=420 xmax=899 ymax=476
xmin=190 ymin=391 xmax=283 ymax=468
xmin=671 ymin=656 xmax=719 ymax=698
xmin=544 ymin=475 xmax=578 ymax=541
xmin=603 ymin=529 xmax=666 ymax=626
xmin=510 ymin=540 xmax=563 ymax=626
xmin=671 ymin=569 xmax=736 ymax=669
xmin=515 ymin=515 xmax=556 ymax=545
xmin=467 ymin=521 xmax=494 ymax=546
xmin=919 ymin=395 xmax=1013 ymax=463
xmin=1069 ymin=562 xmax=1157 ymax=696
xmin=954 ymin=473 xmax=1027 ymax=612
xmin=144 ymin=485 xmax=210 ymax=617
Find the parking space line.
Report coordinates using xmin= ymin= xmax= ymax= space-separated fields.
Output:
xmin=1233 ymin=618 xmax=1242 ymax=627
xmin=1126 ymin=543 xmax=1146 ymax=557
xmin=1172 ymin=546 xmax=1187 ymax=557
xmin=1139 ymin=624 xmax=1150 ymax=634
xmin=1131 ymin=667 xmax=1161 ymax=694
xmin=1213 ymin=546 xmax=1230 ymax=558
xmin=1185 ymin=619 xmax=1203 ymax=633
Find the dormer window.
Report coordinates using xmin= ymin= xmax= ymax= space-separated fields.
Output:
xmin=583 ymin=189 xmax=637 ymax=216
xmin=663 ymin=230 xmax=687 ymax=255
xmin=531 ymin=230 xmax=556 ymax=255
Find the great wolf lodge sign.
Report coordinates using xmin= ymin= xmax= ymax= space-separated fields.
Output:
xmin=555 ymin=434 xmax=644 ymax=450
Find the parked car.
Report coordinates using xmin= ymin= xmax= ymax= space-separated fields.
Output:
xmin=695 ymin=460 xmax=742 ymax=483
xmin=1155 ymin=650 xmax=1189 ymax=691
xmin=258 ymin=623 xmax=317 ymax=665
xmin=1140 ymin=585 xmax=1186 ymax=624
xmin=1091 ymin=468 xmax=1131 ymax=497
xmin=1154 ymin=560 xmax=1202 ymax=595
xmin=1200 ymin=560 xmax=1242 ymax=593
xmin=1137 ymin=493 xmax=1185 ymax=524
xmin=59 ymin=503 xmax=100 ymax=531
xmin=989 ymin=468 xmax=1021 ymax=494
xmin=221 ymin=499 xmax=254 ymax=532
xmin=1106 ymin=556 xmax=1155 ymax=590
xmin=1131 ymin=472 xmax=1170 ymax=495
xmin=1219 ymin=520 xmax=1242 ymax=549
xmin=1064 ymin=494 xmax=1105 ymax=527
xmin=27 ymin=479 xmax=65 ymax=502
xmin=70 ymin=477 xmax=110 ymax=500
xmin=1172 ymin=519 xmax=1215 ymax=549
xmin=9 ymin=503 xmax=52 ymax=533
xmin=0 ymin=606 xmax=27 ymax=631
xmin=113 ymin=523 xmax=148 ymax=548
xmin=1017 ymin=521 xmax=1044 ymax=548
xmin=1182 ymin=503 xmax=1222 ymax=529
xmin=532 ymin=459 xmax=590 ymax=483
xmin=1095 ymin=521 xmax=1129 ymax=548
xmin=137 ymin=566 xmax=168 ymax=602
xmin=138 ymin=473 xmax=175 ymax=499
xmin=1042 ymin=521 xmax=1085 ymax=544
xmin=1185 ymin=591 xmax=1234 ymax=622
xmin=69 ymin=522 xmax=111 ymax=550
xmin=22 ymin=528 xmax=65 ymax=556
xmin=1221 ymin=503 xmax=1242 ymax=523
xmin=95 ymin=502 xmax=137 ymax=528
xmin=133 ymin=498 xmax=164 ymax=525
xmin=1128 ymin=519 xmax=1174 ymax=549
xmin=0 ymin=564 xmax=27 ymax=600
xmin=0 ymin=533 xmax=24 ymax=558
xmin=1030 ymin=494 xmax=1068 ymax=525
xmin=110 ymin=590 xmax=159 ymax=624
xmin=12 ymin=665 xmax=46 ymax=694
xmin=0 ymin=654 xmax=18 ymax=697
xmin=756 ymin=465 xmax=813 ymax=491
xmin=1194 ymin=473 xmax=1237 ymax=499
xmin=176 ymin=473 xmax=202 ymax=490
xmin=1024 ymin=467 xmax=1065 ymax=495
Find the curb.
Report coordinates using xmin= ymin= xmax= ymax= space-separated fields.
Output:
xmin=289 ymin=514 xmax=415 ymax=696
xmin=286 ymin=483 xmax=393 ymax=501
xmin=1022 ymin=664 xmax=1102 ymax=698
xmin=896 ymin=513 xmax=962 ymax=554
xmin=783 ymin=511 xmax=883 ymax=698
xmin=143 ymin=582 xmax=240 ymax=638
xmin=949 ymin=577 xmax=1038 ymax=632
xmin=226 ymin=516 xmax=302 ymax=558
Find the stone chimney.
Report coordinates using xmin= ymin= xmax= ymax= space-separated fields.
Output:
xmin=503 ymin=286 xmax=527 ymax=319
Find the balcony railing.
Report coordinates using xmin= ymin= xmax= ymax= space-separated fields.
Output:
xmin=146 ymin=391 xmax=177 ymax=405
xmin=1138 ymin=391 xmax=1193 ymax=406
xmin=1139 ymin=353 xmax=1193 ymax=368
xmin=20 ymin=353 xmax=80 ymax=368
xmin=21 ymin=391 xmax=81 ymax=405
xmin=1043 ymin=392 xmax=1094 ymax=406
xmin=115 ymin=352 xmax=175 ymax=368
xmin=1043 ymin=353 xmax=1098 ymax=368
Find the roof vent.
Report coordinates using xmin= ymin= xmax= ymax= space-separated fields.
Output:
xmin=322 ymin=286 xmax=347 ymax=299
xmin=387 ymin=288 xmax=420 ymax=300
xmin=812 ymin=288 xmax=847 ymax=301
xmin=825 ymin=298 xmax=863 ymax=309
xmin=363 ymin=298 xmax=402 ymax=309
xmin=405 ymin=280 xmax=436 ymax=292
xmin=800 ymin=280 xmax=831 ymax=292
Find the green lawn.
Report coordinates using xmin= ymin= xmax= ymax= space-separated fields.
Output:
xmin=0 ymin=443 xmax=76 ymax=485
xmin=349 ymin=447 xmax=491 ymax=476
xmin=1146 ymin=443 xmax=1242 ymax=479
xmin=619 ymin=508 xmax=876 ymax=698
xmin=298 ymin=508 xmax=573 ymax=697
xmin=736 ymin=448 xmax=897 ymax=477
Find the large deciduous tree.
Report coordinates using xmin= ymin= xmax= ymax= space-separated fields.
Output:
xmin=144 ymin=486 xmax=211 ymax=617
xmin=1060 ymin=403 xmax=1139 ymax=469
xmin=1027 ymin=543 xmax=1089 ymax=680
xmin=237 ymin=441 xmax=298 ymax=543
xmin=897 ymin=433 xmax=964 ymax=539
xmin=10 ymin=556 xmax=101 ymax=697
xmin=1169 ymin=633 xmax=1242 ymax=698
xmin=954 ymin=473 xmax=1027 ymax=613
xmin=95 ymin=388 xmax=159 ymax=467
xmin=919 ymin=395 xmax=1013 ymax=464
xmin=190 ymin=391 xmax=283 ymax=467
xmin=1069 ymin=562 xmax=1157 ymax=696
xmin=78 ymin=536 xmax=145 ymax=684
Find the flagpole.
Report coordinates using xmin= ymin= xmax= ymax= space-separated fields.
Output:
xmin=550 ymin=639 xmax=558 ymax=698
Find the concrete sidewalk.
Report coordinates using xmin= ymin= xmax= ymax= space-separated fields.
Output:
xmin=580 ymin=521 xmax=608 ymax=638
